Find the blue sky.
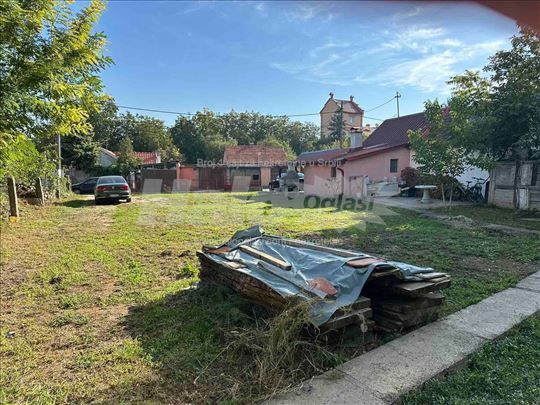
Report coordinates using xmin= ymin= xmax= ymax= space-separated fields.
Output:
xmin=90 ymin=1 xmax=518 ymax=127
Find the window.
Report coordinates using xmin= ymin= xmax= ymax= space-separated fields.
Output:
xmin=331 ymin=167 xmax=337 ymax=178
xmin=252 ymin=174 xmax=260 ymax=181
xmin=349 ymin=116 xmax=354 ymax=124
xmin=390 ymin=159 xmax=398 ymax=173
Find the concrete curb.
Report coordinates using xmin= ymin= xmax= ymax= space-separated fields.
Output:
xmin=266 ymin=271 xmax=540 ymax=405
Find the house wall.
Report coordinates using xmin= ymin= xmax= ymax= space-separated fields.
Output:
xmin=320 ymin=100 xmax=363 ymax=138
xmin=343 ymin=147 xmax=412 ymax=183
xmin=99 ymin=150 xmax=117 ymax=168
xmin=303 ymin=164 xmax=344 ymax=197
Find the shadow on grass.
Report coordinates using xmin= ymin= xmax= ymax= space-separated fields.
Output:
xmin=116 ymin=284 xmax=271 ymax=403
xmin=54 ymin=198 xmax=95 ymax=208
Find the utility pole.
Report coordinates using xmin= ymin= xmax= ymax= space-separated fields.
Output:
xmin=396 ymin=91 xmax=401 ymax=117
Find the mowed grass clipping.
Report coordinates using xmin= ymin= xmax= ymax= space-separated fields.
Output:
xmin=403 ymin=315 xmax=540 ymax=405
xmin=1 ymin=193 xmax=539 ymax=403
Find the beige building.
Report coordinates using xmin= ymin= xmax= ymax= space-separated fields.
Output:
xmin=320 ymin=93 xmax=364 ymax=140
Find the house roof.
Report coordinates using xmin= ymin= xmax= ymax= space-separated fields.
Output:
xmin=333 ymin=98 xmax=364 ymax=114
xmin=297 ymin=148 xmax=348 ymax=163
xmin=363 ymin=112 xmax=426 ymax=148
xmin=223 ymin=145 xmax=288 ymax=166
xmin=344 ymin=144 xmax=408 ymax=162
xmin=320 ymin=97 xmax=364 ymax=115
xmin=134 ymin=151 xmax=160 ymax=165
xmin=99 ymin=147 xmax=118 ymax=159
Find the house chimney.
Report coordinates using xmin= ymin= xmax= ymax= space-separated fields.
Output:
xmin=329 ymin=92 xmax=334 ymax=99
xmin=350 ymin=131 xmax=363 ymax=149
xmin=350 ymin=95 xmax=354 ymax=102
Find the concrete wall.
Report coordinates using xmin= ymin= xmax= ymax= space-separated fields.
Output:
xmin=488 ymin=161 xmax=540 ymax=210
xmin=303 ymin=165 xmax=344 ymax=197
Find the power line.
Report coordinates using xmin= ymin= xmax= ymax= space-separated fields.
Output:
xmin=117 ymin=104 xmax=387 ymax=121
xmin=364 ymin=96 xmax=397 ymax=112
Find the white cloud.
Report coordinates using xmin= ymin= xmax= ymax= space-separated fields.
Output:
xmin=271 ymin=27 xmax=508 ymax=93
xmin=285 ymin=3 xmax=337 ymax=22
xmin=391 ymin=6 xmax=424 ymax=21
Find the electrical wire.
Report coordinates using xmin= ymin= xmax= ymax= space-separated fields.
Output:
xmin=364 ymin=96 xmax=397 ymax=112
xmin=117 ymin=104 xmax=387 ymax=121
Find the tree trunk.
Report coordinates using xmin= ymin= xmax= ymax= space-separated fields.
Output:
xmin=449 ymin=184 xmax=454 ymax=211
xmin=440 ymin=182 xmax=446 ymax=208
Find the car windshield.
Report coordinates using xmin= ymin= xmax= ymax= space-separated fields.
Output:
xmin=97 ymin=176 xmax=126 ymax=185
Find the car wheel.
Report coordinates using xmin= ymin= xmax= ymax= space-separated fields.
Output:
xmin=126 ymin=197 xmax=132 ymax=203
xmin=95 ymin=199 xmax=101 ymax=205
xmin=73 ymin=189 xmax=81 ymax=194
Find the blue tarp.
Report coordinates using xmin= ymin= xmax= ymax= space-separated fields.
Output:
xmin=205 ymin=226 xmax=435 ymax=326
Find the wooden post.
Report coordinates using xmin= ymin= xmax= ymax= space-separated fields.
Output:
xmin=7 ymin=176 xmax=19 ymax=218
xmin=35 ymin=178 xmax=45 ymax=206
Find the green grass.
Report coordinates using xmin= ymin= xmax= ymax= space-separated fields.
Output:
xmin=1 ymin=193 xmax=538 ymax=404
xmin=403 ymin=315 xmax=540 ymax=405
xmin=433 ymin=204 xmax=540 ymax=232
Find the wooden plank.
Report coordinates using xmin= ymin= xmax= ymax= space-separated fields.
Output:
xmin=347 ymin=258 xmax=385 ymax=268
xmin=390 ymin=279 xmax=451 ymax=297
xmin=373 ymin=307 xmax=439 ymax=327
xmin=372 ymin=315 xmax=404 ymax=332
xmin=334 ymin=296 xmax=371 ymax=316
xmin=268 ymin=237 xmax=359 ymax=257
xmin=369 ymin=268 xmax=400 ymax=279
xmin=239 ymin=245 xmax=292 ymax=270
xmin=371 ymin=293 xmax=445 ymax=313
xmin=416 ymin=272 xmax=448 ymax=280
xmin=322 ymin=308 xmax=373 ymax=331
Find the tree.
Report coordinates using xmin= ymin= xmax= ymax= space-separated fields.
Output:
xmin=326 ymin=107 xmax=346 ymax=149
xmin=408 ymin=101 xmax=470 ymax=208
xmin=0 ymin=0 xmax=112 ymax=157
xmin=446 ymin=27 xmax=540 ymax=208
xmin=61 ymin=133 xmax=99 ymax=172
xmin=115 ymin=137 xmax=142 ymax=177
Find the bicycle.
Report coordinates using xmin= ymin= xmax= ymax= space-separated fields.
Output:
xmin=450 ymin=177 xmax=487 ymax=203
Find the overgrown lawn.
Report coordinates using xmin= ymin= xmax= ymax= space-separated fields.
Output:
xmin=1 ymin=193 xmax=538 ymax=403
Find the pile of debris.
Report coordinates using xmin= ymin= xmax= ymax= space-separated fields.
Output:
xmin=197 ymin=226 xmax=450 ymax=345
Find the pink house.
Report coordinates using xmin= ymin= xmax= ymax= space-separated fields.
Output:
xmin=298 ymin=113 xmax=427 ymax=198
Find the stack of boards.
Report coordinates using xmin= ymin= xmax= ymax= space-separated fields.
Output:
xmin=197 ymin=237 xmax=451 ymax=342
xmin=362 ymin=271 xmax=451 ymax=332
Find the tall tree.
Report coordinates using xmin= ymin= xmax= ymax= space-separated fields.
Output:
xmin=0 ymin=0 xmax=112 ymax=157
xmin=408 ymin=101 xmax=470 ymax=208
xmin=326 ymin=107 xmax=346 ymax=149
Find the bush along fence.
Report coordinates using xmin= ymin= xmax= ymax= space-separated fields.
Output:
xmin=1 ymin=175 xmax=71 ymax=222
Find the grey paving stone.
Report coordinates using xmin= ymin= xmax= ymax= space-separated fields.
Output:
xmin=516 ymin=271 xmax=540 ymax=293
xmin=442 ymin=287 xmax=540 ymax=340
xmin=268 ymin=281 xmax=539 ymax=405
xmin=336 ymin=322 xmax=484 ymax=400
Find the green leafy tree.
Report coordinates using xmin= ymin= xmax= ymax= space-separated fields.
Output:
xmin=326 ymin=107 xmax=346 ymax=149
xmin=408 ymin=101 xmax=470 ymax=208
xmin=115 ymin=137 xmax=142 ymax=177
xmin=0 ymin=0 xmax=112 ymax=159
xmin=446 ymin=28 xmax=539 ymax=208
xmin=61 ymin=133 xmax=99 ymax=172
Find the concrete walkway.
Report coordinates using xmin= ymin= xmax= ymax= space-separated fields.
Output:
xmin=268 ymin=271 xmax=540 ymax=405
xmin=373 ymin=196 xmax=472 ymax=210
